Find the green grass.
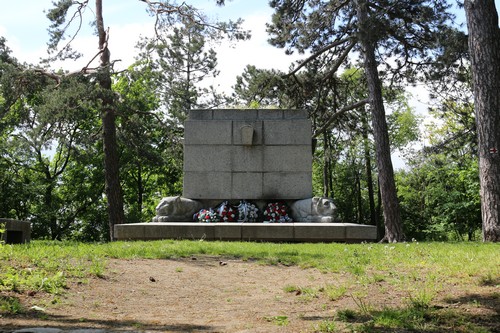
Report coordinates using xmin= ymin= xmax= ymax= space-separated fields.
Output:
xmin=1 ymin=241 xmax=498 ymax=293
xmin=264 ymin=315 xmax=289 ymax=326
xmin=1 ymin=240 xmax=499 ymax=332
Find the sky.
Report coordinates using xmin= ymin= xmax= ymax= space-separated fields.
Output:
xmin=1 ymin=0 xmax=499 ymax=168
xmin=1 ymin=0 xmax=494 ymax=99
xmin=0 ymin=0 xmax=302 ymax=93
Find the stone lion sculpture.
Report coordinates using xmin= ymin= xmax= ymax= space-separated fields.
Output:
xmin=153 ymin=196 xmax=203 ymax=222
xmin=289 ymin=197 xmax=336 ymax=223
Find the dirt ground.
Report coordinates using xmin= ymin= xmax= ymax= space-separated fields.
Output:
xmin=1 ymin=257 xmax=499 ymax=332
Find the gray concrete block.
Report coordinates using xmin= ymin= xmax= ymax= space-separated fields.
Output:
xmin=263 ymin=119 xmax=312 ymax=145
xmin=214 ymin=109 xmax=258 ymax=120
xmin=114 ymin=223 xmax=146 ymax=240
xmin=184 ymin=120 xmax=232 ymax=145
xmin=184 ymin=145 xmax=232 ymax=172
xmin=263 ymin=172 xmax=313 ymax=199
xmin=0 ymin=218 xmax=31 ymax=244
xmin=233 ymin=121 xmax=263 ymax=145
xmin=145 ymin=222 xmax=215 ymax=240
xmin=294 ymin=223 xmax=346 ymax=241
xmin=345 ymin=223 xmax=378 ymax=240
xmin=115 ymin=222 xmax=378 ymax=242
xmin=241 ymin=223 xmax=294 ymax=241
xmin=183 ymin=172 xmax=232 ymax=199
xmin=214 ymin=223 xmax=242 ymax=240
xmin=232 ymin=172 xmax=263 ymax=199
xmin=258 ymin=109 xmax=283 ymax=119
xmin=189 ymin=109 xmax=213 ymax=120
xmin=232 ymin=146 xmax=264 ymax=172
xmin=264 ymin=145 xmax=312 ymax=172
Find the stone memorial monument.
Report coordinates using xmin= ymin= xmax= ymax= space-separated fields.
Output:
xmin=114 ymin=109 xmax=377 ymax=242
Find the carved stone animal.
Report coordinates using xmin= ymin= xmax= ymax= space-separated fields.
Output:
xmin=290 ymin=197 xmax=336 ymax=223
xmin=153 ymin=196 xmax=203 ymax=222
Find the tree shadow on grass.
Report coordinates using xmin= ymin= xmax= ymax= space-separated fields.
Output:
xmin=304 ymin=292 xmax=500 ymax=333
xmin=1 ymin=311 xmax=219 ymax=332
xmin=442 ymin=292 xmax=500 ymax=332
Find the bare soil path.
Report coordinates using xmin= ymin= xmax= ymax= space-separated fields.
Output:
xmin=1 ymin=257 xmax=499 ymax=332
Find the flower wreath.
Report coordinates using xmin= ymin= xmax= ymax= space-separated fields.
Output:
xmin=263 ymin=201 xmax=293 ymax=223
xmin=193 ymin=208 xmax=220 ymax=223
xmin=237 ymin=200 xmax=259 ymax=222
xmin=216 ymin=201 xmax=237 ymax=222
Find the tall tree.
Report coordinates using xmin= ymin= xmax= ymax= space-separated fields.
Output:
xmin=267 ymin=0 xmax=453 ymax=241
xmin=96 ymin=0 xmax=125 ymax=240
xmin=355 ymin=0 xmax=403 ymax=241
xmin=464 ymin=0 xmax=500 ymax=241
xmin=44 ymin=0 xmax=248 ymax=240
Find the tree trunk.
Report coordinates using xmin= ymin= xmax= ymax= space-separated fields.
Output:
xmin=356 ymin=0 xmax=405 ymax=242
xmin=464 ymin=0 xmax=500 ymax=242
xmin=323 ymin=132 xmax=331 ymax=198
xmin=137 ymin=160 xmax=144 ymax=221
xmin=96 ymin=0 xmax=125 ymax=240
xmin=355 ymin=170 xmax=363 ymax=224
xmin=362 ymin=111 xmax=377 ymax=226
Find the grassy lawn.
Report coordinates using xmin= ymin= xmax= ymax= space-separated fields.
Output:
xmin=1 ymin=240 xmax=499 ymax=332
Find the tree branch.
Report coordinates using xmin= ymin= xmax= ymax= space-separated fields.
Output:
xmin=313 ymin=98 xmax=369 ymax=138
xmin=284 ymin=38 xmax=351 ymax=77
xmin=322 ymin=40 xmax=356 ymax=82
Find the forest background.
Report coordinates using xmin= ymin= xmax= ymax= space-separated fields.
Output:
xmin=0 ymin=0 xmax=499 ymax=242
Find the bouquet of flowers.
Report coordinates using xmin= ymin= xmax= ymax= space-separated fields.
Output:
xmin=216 ymin=201 xmax=237 ymax=222
xmin=193 ymin=208 xmax=220 ymax=223
xmin=237 ymin=200 xmax=259 ymax=222
xmin=263 ymin=202 xmax=293 ymax=223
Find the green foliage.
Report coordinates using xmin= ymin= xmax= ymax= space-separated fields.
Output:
xmin=264 ymin=315 xmax=289 ymax=326
xmin=314 ymin=319 xmax=337 ymax=332
xmin=387 ymin=99 xmax=421 ymax=151
xmin=0 ymin=295 xmax=24 ymax=314
xmin=397 ymin=99 xmax=481 ymax=241
xmin=114 ymin=64 xmax=183 ymax=223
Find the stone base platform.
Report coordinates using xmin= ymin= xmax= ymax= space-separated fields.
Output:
xmin=114 ymin=222 xmax=377 ymax=242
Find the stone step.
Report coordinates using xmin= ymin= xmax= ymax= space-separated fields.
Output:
xmin=114 ymin=222 xmax=377 ymax=242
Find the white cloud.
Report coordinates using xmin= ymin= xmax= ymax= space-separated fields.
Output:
xmin=210 ymin=13 xmax=303 ymax=93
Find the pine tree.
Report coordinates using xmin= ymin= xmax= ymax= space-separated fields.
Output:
xmin=267 ymin=0 xmax=454 ymax=242
xmin=464 ymin=0 xmax=500 ymax=241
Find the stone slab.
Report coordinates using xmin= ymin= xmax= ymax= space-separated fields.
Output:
xmin=294 ymin=223 xmax=346 ymax=241
xmin=345 ymin=223 xmax=378 ymax=240
xmin=214 ymin=223 xmax=242 ymax=240
xmin=262 ymin=172 xmax=313 ymax=199
xmin=232 ymin=172 xmax=263 ymax=199
xmin=115 ymin=223 xmax=377 ymax=242
xmin=145 ymin=223 xmax=215 ymax=240
xmin=213 ymin=109 xmax=258 ymax=120
xmin=257 ymin=109 xmax=284 ymax=119
xmin=183 ymin=145 xmax=233 ymax=172
xmin=232 ymin=146 xmax=264 ymax=172
xmin=114 ymin=223 xmax=146 ymax=239
xmin=183 ymin=172 xmax=232 ymax=199
xmin=189 ymin=109 xmax=213 ymax=120
xmin=263 ymin=119 xmax=311 ymax=145
xmin=264 ymin=145 xmax=312 ymax=172
xmin=184 ymin=120 xmax=232 ymax=145
xmin=241 ymin=223 xmax=294 ymax=241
